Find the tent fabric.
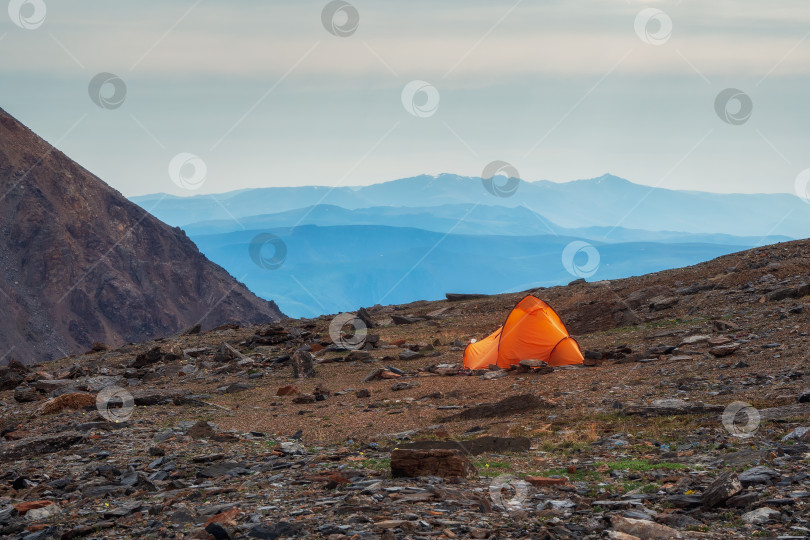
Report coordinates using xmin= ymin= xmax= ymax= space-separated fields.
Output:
xmin=463 ymin=296 xmax=583 ymax=370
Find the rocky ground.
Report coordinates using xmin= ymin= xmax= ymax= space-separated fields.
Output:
xmin=1 ymin=239 xmax=809 ymax=539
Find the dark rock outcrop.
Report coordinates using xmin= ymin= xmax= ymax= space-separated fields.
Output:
xmin=390 ymin=449 xmax=476 ymax=478
xmin=0 ymin=107 xmax=283 ymax=363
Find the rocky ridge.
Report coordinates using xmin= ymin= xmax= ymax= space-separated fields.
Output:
xmin=0 ymin=107 xmax=283 ymax=363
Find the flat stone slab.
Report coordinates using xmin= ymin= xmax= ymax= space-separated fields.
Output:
xmin=0 ymin=431 xmax=86 ymax=461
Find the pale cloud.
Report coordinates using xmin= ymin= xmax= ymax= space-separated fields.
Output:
xmin=2 ymin=0 xmax=810 ymax=80
xmin=1 ymin=0 xmax=808 ymax=197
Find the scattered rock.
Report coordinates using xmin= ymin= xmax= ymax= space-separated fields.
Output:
xmin=356 ymin=307 xmax=375 ymax=328
xmin=738 ymin=466 xmax=780 ymax=486
xmin=680 ymin=334 xmax=710 ymax=345
xmin=13 ymin=500 xmax=56 ymax=515
xmin=247 ymin=522 xmax=300 ymax=539
xmin=710 ymin=343 xmax=740 ymax=357
xmin=14 ymin=386 xmax=41 ymax=402
xmin=712 ymin=319 xmax=739 ymax=332
xmin=702 ymin=471 xmax=743 ymax=507
xmin=363 ymin=368 xmax=384 ymax=382
xmin=25 ymin=503 xmax=60 ymax=521
xmin=197 ymin=462 xmax=247 ymax=479
xmin=445 ymin=293 xmax=487 ymax=302
xmin=276 ymin=385 xmax=298 ymax=396
xmin=0 ymin=359 xmax=29 ymax=390
xmin=345 ymin=350 xmax=371 ymax=362
xmin=132 ymin=346 xmax=168 ymax=368
xmin=391 ymin=315 xmax=422 ymax=325
xmin=399 ymin=349 xmax=421 ymax=360
xmin=223 ymin=382 xmax=250 ymax=394
xmin=33 ymin=378 xmax=73 ymax=393
xmin=314 ymin=384 xmax=330 ymax=400
xmin=279 ymin=441 xmax=306 ymax=455
xmin=537 ymin=499 xmax=576 ymax=511
xmin=525 ymin=476 xmax=568 ymax=486
xmin=649 ymin=296 xmax=679 ymax=311
xmin=516 ymin=359 xmax=553 ymax=373
xmin=583 ymin=350 xmax=603 ymax=366
xmin=741 ymin=506 xmax=781 ymax=525
xmin=607 ymin=532 xmax=641 ymax=540
xmin=765 ymin=283 xmax=810 ymax=301
xmin=782 ymin=426 xmax=810 ymax=441
xmin=132 ymin=389 xmax=186 ymax=406
xmin=213 ymin=341 xmax=245 ymax=362
xmin=610 ymin=516 xmax=682 ymax=539
xmin=183 ymin=323 xmax=202 ymax=335
xmin=291 ymin=350 xmax=316 ymax=378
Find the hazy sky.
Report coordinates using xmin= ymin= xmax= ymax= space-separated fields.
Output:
xmin=1 ymin=0 xmax=808 ymax=197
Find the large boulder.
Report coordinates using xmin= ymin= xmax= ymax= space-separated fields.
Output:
xmin=391 ymin=449 xmax=476 ymax=479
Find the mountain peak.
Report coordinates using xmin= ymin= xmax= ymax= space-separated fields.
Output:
xmin=589 ymin=173 xmax=632 ymax=185
xmin=0 ymin=107 xmax=283 ymax=363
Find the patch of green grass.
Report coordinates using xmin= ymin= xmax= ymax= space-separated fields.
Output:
xmin=474 ymin=459 xmax=512 ymax=477
xmin=619 ymin=480 xmax=661 ymax=494
xmin=522 ymin=467 xmax=599 ymax=482
xmin=620 ymin=480 xmax=645 ymax=492
xmin=361 ymin=458 xmax=390 ymax=471
xmin=635 ymin=482 xmax=660 ymax=494
xmin=605 ymin=459 xmax=687 ymax=472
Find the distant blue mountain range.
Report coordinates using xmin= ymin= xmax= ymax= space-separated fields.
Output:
xmin=131 ymin=174 xmax=809 ymax=318
xmin=179 ymin=203 xmax=789 ymax=246
xmin=133 ymin=173 xmax=810 ymax=238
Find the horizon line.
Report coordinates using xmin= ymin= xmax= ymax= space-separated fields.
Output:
xmin=127 ymin=172 xmax=800 ymax=200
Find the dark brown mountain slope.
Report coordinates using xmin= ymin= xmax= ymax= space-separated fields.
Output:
xmin=0 ymin=107 xmax=283 ymax=364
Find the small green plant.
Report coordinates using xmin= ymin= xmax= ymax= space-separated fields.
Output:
xmin=474 ymin=459 xmax=512 ymax=477
xmin=362 ymin=458 xmax=390 ymax=471
xmin=605 ymin=459 xmax=686 ymax=472
xmin=523 ymin=468 xmax=599 ymax=482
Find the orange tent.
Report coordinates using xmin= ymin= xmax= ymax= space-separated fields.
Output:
xmin=463 ymin=296 xmax=583 ymax=370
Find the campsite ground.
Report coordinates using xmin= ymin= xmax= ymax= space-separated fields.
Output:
xmin=1 ymin=239 xmax=809 ymax=538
